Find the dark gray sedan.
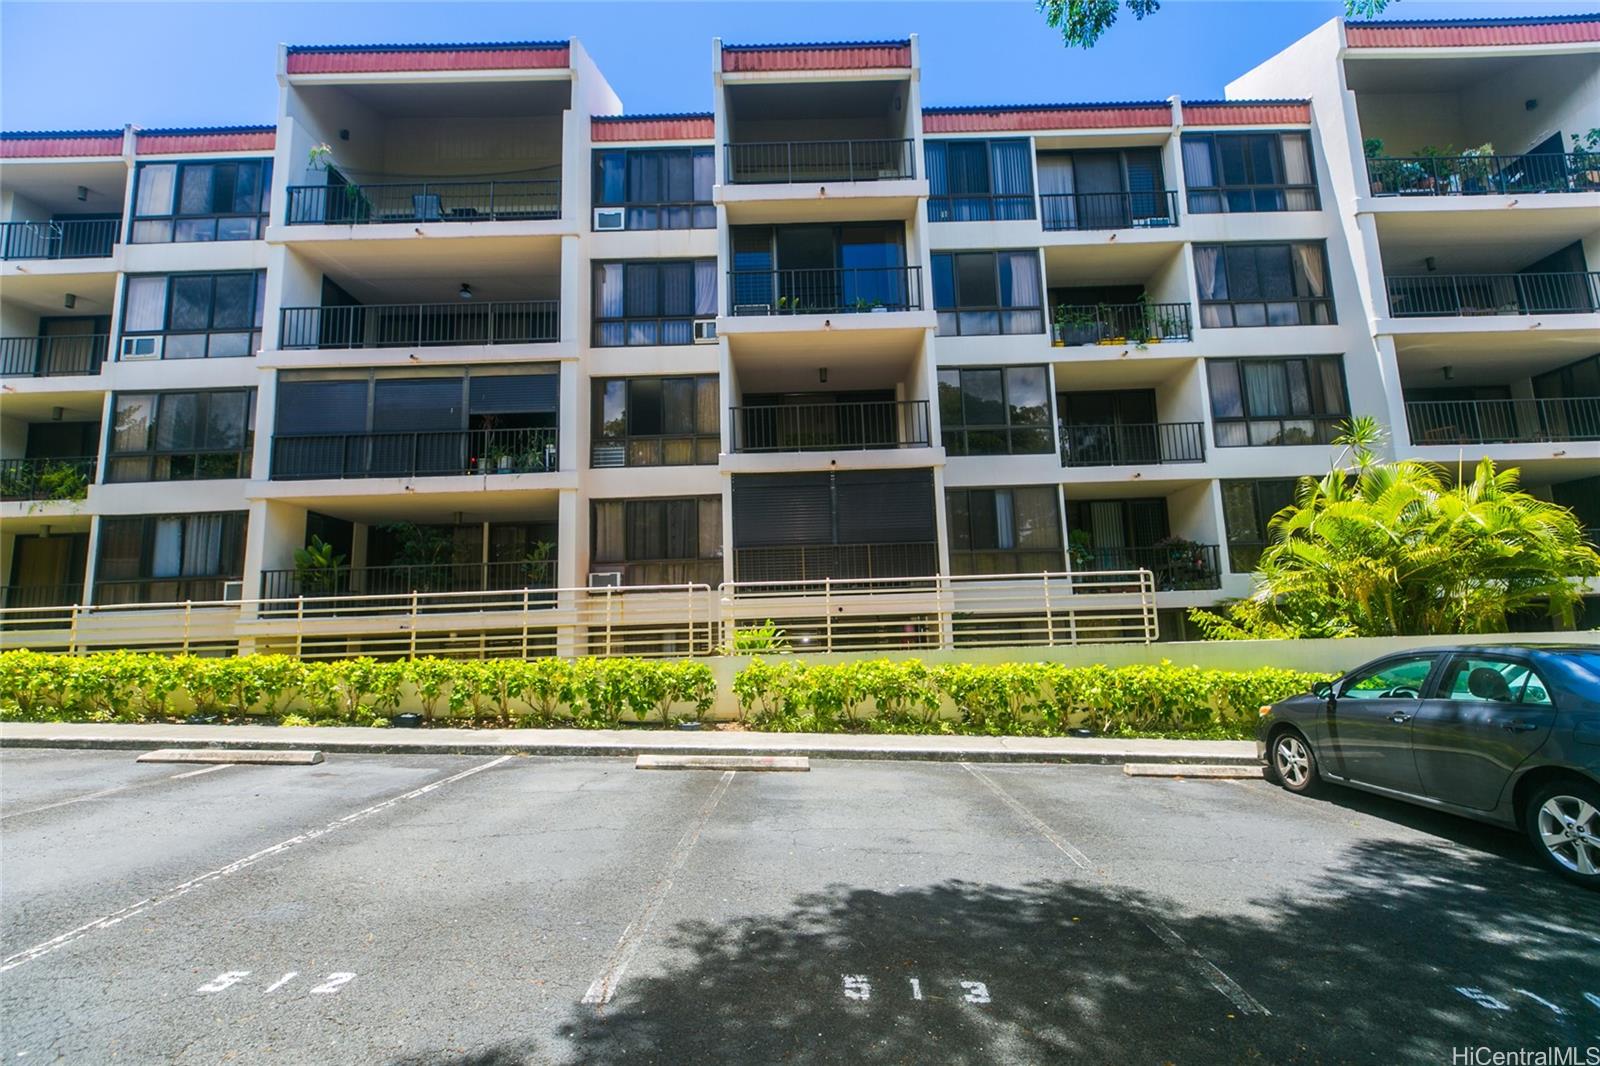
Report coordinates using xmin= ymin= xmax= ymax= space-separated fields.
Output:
xmin=1257 ymin=644 xmax=1600 ymax=887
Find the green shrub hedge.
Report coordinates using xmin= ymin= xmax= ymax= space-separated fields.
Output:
xmin=0 ymin=651 xmax=1331 ymax=738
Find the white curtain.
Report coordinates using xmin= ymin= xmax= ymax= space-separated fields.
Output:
xmin=994 ymin=490 xmax=1016 ymax=551
xmin=694 ymin=260 xmax=717 ymax=317
xmin=152 ymin=518 xmax=183 ymax=578
xmin=1037 ymin=153 xmax=1075 ymax=229
xmin=123 ymin=276 xmax=168 ymax=333
xmin=182 ymin=515 xmax=226 ymax=576
xmin=1293 ymin=243 xmax=1327 ymax=297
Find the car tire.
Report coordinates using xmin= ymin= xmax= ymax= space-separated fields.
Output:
xmin=1523 ymin=778 xmax=1600 ymax=890
xmin=1270 ymin=729 xmax=1321 ymax=796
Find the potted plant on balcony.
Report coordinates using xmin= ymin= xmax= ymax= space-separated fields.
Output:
xmin=293 ymin=535 xmax=346 ymax=596
xmin=1412 ymin=145 xmax=1459 ymax=194
xmin=1059 ymin=306 xmax=1101 ymax=346
xmin=1095 ymin=302 xmax=1126 ymax=345
xmin=1363 ymin=138 xmax=1389 ymax=194
xmin=1571 ymin=128 xmax=1600 ymax=192
xmin=1066 ymin=529 xmax=1097 ymax=573
xmin=1152 ymin=535 xmax=1213 ymax=591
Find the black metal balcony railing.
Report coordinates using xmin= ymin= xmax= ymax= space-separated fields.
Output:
xmin=590 ymin=433 xmax=719 ymax=468
xmin=270 ymin=427 xmax=558 ymax=481
xmin=1386 ymin=272 xmax=1600 ymax=318
xmin=1405 ymin=397 xmax=1600 ymax=446
xmin=0 ymin=219 xmax=119 ymax=260
xmin=728 ymin=266 xmax=923 ymax=316
xmin=284 ymin=180 xmax=561 ymax=225
xmin=927 ymin=193 xmax=1037 ymax=223
xmin=1213 ymin=416 xmax=1346 ymax=449
xmin=279 ymin=300 xmax=559 ymax=349
xmin=1074 ymin=544 xmax=1222 ymax=592
xmin=731 ymin=400 xmax=931 ymax=453
xmin=1040 ymin=190 xmax=1179 ymax=232
xmin=260 ymin=560 xmax=554 ymax=603
xmin=1367 ymin=152 xmax=1600 ymax=197
xmin=0 ymin=334 xmax=108 ymax=377
xmin=725 ymin=139 xmax=915 ymax=184
xmin=732 ymin=542 xmax=940 ymax=585
xmin=1054 ymin=302 xmax=1192 ymax=345
xmin=0 ymin=456 xmax=96 ymax=501
xmin=1059 ymin=422 xmax=1206 ymax=467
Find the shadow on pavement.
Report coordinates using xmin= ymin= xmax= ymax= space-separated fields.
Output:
xmin=390 ymin=829 xmax=1600 ymax=1065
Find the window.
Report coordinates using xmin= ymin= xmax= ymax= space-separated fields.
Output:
xmin=120 ymin=271 xmax=266 ymax=359
xmin=591 ymin=496 xmax=723 ymax=586
xmin=106 ymin=390 xmax=255 ymax=482
xmin=938 ymin=366 xmax=1052 ymax=454
xmin=1037 ymin=148 xmax=1171 ymax=231
xmin=1207 ymin=356 xmax=1349 ymax=447
xmin=728 ymin=224 xmax=913 ymax=315
xmin=932 ymin=251 xmax=1044 ymax=336
xmin=1220 ymin=478 xmax=1301 ymax=572
xmin=592 ymin=376 xmax=719 ymax=467
xmin=592 ymin=260 xmax=717 ymax=346
xmin=925 ymin=139 xmax=1035 ymax=222
xmin=94 ymin=511 xmax=248 ymax=604
xmin=947 ymin=487 xmax=1064 ymax=575
xmin=1439 ymin=656 xmax=1551 ymax=706
xmin=1340 ymin=656 xmax=1437 ymax=700
xmin=1182 ymin=132 xmax=1317 ymax=214
xmin=593 ymin=147 xmax=715 ymax=230
xmin=1193 ymin=243 xmax=1333 ymax=327
xmin=131 ymin=159 xmax=273 ymax=243
xmin=730 ymin=470 xmax=940 ymax=582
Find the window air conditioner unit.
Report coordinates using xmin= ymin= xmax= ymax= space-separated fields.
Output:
xmin=119 ymin=335 xmax=162 ymax=361
xmin=588 ymin=571 xmax=624 ymax=589
xmin=222 ymin=580 xmax=244 ymax=602
xmin=693 ymin=319 xmax=717 ymax=344
xmin=593 ymin=208 xmax=626 ymax=231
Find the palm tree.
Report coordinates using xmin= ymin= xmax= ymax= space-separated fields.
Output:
xmin=1193 ymin=421 xmax=1600 ymax=638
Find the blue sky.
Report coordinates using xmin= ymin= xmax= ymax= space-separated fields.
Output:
xmin=0 ymin=1 xmax=1584 ymax=131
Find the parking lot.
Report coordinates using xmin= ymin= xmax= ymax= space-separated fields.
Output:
xmin=1 ymin=747 xmax=1597 ymax=1064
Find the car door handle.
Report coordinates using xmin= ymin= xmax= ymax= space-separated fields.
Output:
xmin=1501 ymin=720 xmax=1539 ymax=733
xmin=1389 ymin=712 xmax=1414 ymax=724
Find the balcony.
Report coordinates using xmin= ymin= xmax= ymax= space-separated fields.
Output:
xmin=725 ymin=139 xmax=915 ymax=185
xmin=732 ymin=541 xmax=939 ymax=584
xmin=1386 ymin=272 xmax=1600 ymax=318
xmin=0 ymin=335 xmax=107 ymax=377
xmin=259 ymin=560 xmax=554 ymax=608
xmin=731 ymin=400 xmax=930 ymax=453
xmin=1405 ymin=398 xmax=1600 ymax=446
xmin=1367 ymin=152 xmax=1600 ymax=198
xmin=0 ymin=456 xmax=95 ymax=501
xmin=1074 ymin=543 xmax=1222 ymax=592
xmin=1059 ymin=423 xmax=1205 ymax=467
xmin=1041 ymin=191 xmax=1179 ymax=232
xmin=0 ymin=219 xmax=119 ymax=261
xmin=270 ymin=427 xmax=557 ymax=481
xmin=1052 ymin=302 xmax=1191 ymax=346
xmin=284 ymin=180 xmax=560 ymax=225
xmin=278 ymin=300 xmax=559 ymax=350
xmin=0 ymin=583 xmax=83 ymax=610
xmin=728 ymin=266 xmax=922 ymax=316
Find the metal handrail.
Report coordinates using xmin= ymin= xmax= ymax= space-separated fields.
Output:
xmin=1071 ymin=545 xmax=1221 ymax=592
xmin=731 ymin=399 xmax=931 ymax=452
xmin=0 ymin=334 xmax=109 ymax=377
xmin=1040 ymin=190 xmax=1180 ymax=231
xmin=1367 ymin=151 xmax=1600 ymax=196
xmin=0 ymin=219 xmax=119 ymax=260
xmin=270 ymin=427 xmax=558 ymax=480
xmin=0 ymin=456 xmax=97 ymax=500
xmin=732 ymin=542 xmax=941 ymax=585
xmin=725 ymin=138 xmax=915 ymax=184
xmin=1059 ymin=422 xmax=1206 ymax=466
xmin=285 ymin=179 xmax=560 ymax=224
xmin=1385 ymin=272 xmax=1600 ymax=317
xmin=278 ymin=300 xmax=559 ymax=349
xmin=727 ymin=266 xmax=923 ymax=315
xmin=1054 ymin=302 xmax=1192 ymax=344
xmin=1405 ymin=397 xmax=1600 ymax=445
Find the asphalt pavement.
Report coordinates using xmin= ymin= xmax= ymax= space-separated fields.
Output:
xmin=1 ymin=748 xmax=1596 ymax=1064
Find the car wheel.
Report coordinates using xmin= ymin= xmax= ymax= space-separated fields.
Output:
xmin=1525 ymin=779 xmax=1600 ymax=890
xmin=1270 ymin=729 xmax=1320 ymax=796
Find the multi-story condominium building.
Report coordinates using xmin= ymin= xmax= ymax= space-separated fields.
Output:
xmin=2 ymin=15 xmax=1596 ymax=654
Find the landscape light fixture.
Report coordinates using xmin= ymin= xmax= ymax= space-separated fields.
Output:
xmin=458 ymin=283 xmax=473 ymax=300
xmin=75 ymin=186 xmax=88 ymax=202
xmin=819 ymin=367 xmax=828 ymax=384
xmin=63 ymin=293 xmax=76 ymax=309
xmin=1424 ymin=256 xmax=1437 ymax=273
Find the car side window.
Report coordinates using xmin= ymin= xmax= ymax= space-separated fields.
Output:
xmin=1440 ymin=657 xmax=1549 ymax=705
xmin=1340 ymin=656 xmax=1435 ymax=700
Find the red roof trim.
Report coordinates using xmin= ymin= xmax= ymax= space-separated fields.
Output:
xmin=1347 ymin=20 xmax=1600 ymax=48
xmin=722 ymin=44 xmax=911 ymax=72
xmin=923 ymin=104 xmax=1170 ymax=133
xmin=1182 ymin=101 xmax=1311 ymax=126
xmin=137 ymin=130 xmax=277 ymax=154
xmin=592 ymin=116 xmax=714 ymax=142
xmin=0 ymin=135 xmax=124 ymax=159
xmin=287 ymin=45 xmax=570 ymax=74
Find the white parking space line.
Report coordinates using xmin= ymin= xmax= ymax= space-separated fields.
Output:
xmin=170 ymin=765 xmax=234 ymax=780
xmin=0 ymin=755 xmax=512 ymax=974
xmin=957 ymin=762 xmax=1271 ymax=1017
xmin=582 ymin=770 xmax=734 ymax=1007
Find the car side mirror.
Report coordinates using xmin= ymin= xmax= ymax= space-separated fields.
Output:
xmin=1311 ymin=681 xmax=1334 ymax=701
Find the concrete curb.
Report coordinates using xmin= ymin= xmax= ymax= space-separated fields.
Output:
xmin=136 ymin=748 xmax=325 ymax=765
xmin=0 ymin=730 xmax=1259 ymax=766
xmin=636 ymin=754 xmax=810 ymax=771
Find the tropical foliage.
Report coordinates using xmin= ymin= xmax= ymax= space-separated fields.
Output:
xmin=1038 ymin=0 xmax=1393 ymax=49
xmin=1192 ymin=419 xmax=1600 ymax=639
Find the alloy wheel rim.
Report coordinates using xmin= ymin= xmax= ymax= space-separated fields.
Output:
xmin=1537 ymin=796 xmax=1599 ymax=876
xmin=1275 ymin=736 xmax=1309 ymax=787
